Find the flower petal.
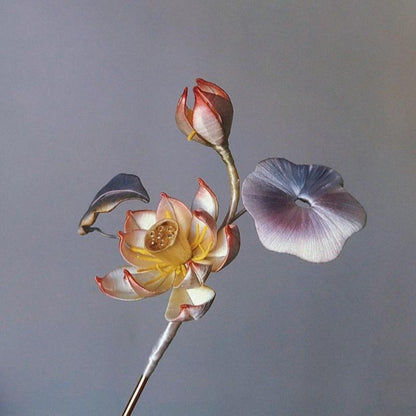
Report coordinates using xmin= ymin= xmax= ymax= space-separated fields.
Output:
xmin=205 ymin=224 xmax=240 ymax=272
xmin=95 ymin=267 xmax=144 ymax=301
xmin=192 ymin=86 xmax=225 ymax=145
xmin=175 ymin=87 xmax=207 ymax=145
xmin=189 ymin=210 xmax=217 ymax=262
xmin=126 ymin=268 xmax=175 ymax=294
xmin=175 ymin=87 xmax=193 ymax=135
xmin=156 ymin=193 xmax=192 ymax=238
xmin=189 ymin=262 xmax=212 ymax=285
xmin=124 ymin=210 xmax=157 ymax=232
xmin=195 ymin=78 xmax=233 ymax=140
xmin=175 ymin=261 xmax=211 ymax=288
xmin=119 ymin=230 xmax=162 ymax=268
xmin=196 ymin=78 xmax=231 ymax=100
xmin=191 ymin=178 xmax=219 ymax=221
xmin=165 ymin=284 xmax=216 ymax=322
xmin=242 ymin=158 xmax=367 ymax=263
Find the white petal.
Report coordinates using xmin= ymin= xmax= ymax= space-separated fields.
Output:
xmin=175 ymin=262 xmax=211 ymax=288
xmin=156 ymin=193 xmax=192 ymax=238
xmin=195 ymin=79 xmax=233 ymax=140
xmin=191 ymin=178 xmax=219 ymax=221
xmin=189 ymin=210 xmax=217 ymax=262
xmin=165 ymin=284 xmax=215 ymax=322
xmin=127 ymin=269 xmax=175 ymax=294
xmin=205 ymin=224 xmax=240 ymax=272
xmin=95 ymin=267 xmax=144 ymax=301
xmin=119 ymin=229 xmax=160 ymax=268
xmin=124 ymin=210 xmax=157 ymax=232
xmin=192 ymin=86 xmax=225 ymax=145
xmin=175 ymin=87 xmax=194 ymax=136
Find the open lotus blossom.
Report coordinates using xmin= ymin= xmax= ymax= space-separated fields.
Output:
xmin=96 ymin=179 xmax=240 ymax=322
xmin=242 ymin=158 xmax=366 ymax=263
xmin=175 ymin=78 xmax=233 ymax=147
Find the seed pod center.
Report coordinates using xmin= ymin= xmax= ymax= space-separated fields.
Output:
xmin=145 ymin=219 xmax=178 ymax=252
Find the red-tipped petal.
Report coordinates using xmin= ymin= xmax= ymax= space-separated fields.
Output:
xmin=124 ymin=209 xmax=157 ymax=232
xmin=165 ymin=284 xmax=216 ymax=322
xmin=191 ymin=178 xmax=219 ymax=221
xmin=95 ymin=267 xmax=144 ymax=301
xmin=119 ymin=230 xmax=159 ymax=268
xmin=195 ymin=79 xmax=233 ymax=139
xmin=206 ymin=224 xmax=240 ymax=272
xmin=175 ymin=87 xmax=194 ymax=136
xmin=156 ymin=193 xmax=193 ymax=236
xmin=175 ymin=261 xmax=211 ymax=289
xmin=189 ymin=209 xmax=217 ymax=262
xmin=125 ymin=269 xmax=174 ymax=295
xmin=196 ymin=78 xmax=231 ymax=100
xmin=192 ymin=86 xmax=225 ymax=146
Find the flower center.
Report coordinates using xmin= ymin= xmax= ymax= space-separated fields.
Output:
xmin=295 ymin=197 xmax=311 ymax=208
xmin=145 ymin=219 xmax=178 ymax=252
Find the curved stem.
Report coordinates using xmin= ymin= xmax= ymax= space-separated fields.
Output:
xmin=214 ymin=144 xmax=240 ymax=228
xmin=230 ymin=208 xmax=247 ymax=223
xmin=85 ymin=226 xmax=118 ymax=239
xmin=121 ymin=322 xmax=182 ymax=415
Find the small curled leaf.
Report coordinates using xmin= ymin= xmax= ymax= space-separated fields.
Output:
xmin=78 ymin=173 xmax=150 ymax=236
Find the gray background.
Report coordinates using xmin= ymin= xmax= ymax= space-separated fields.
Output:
xmin=1 ymin=1 xmax=415 ymax=415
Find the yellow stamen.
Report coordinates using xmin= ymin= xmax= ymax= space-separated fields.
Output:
xmin=138 ymin=265 xmax=158 ymax=273
xmin=129 ymin=246 xmax=164 ymax=263
xmin=130 ymin=247 xmax=152 ymax=255
xmin=155 ymin=264 xmax=169 ymax=276
xmin=187 ymin=130 xmax=197 ymax=141
xmin=137 ymin=259 xmax=190 ymax=290
xmin=190 ymin=222 xmax=200 ymax=247
xmin=191 ymin=223 xmax=208 ymax=251
xmin=192 ymin=240 xmax=213 ymax=262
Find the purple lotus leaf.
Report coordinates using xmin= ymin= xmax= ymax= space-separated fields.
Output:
xmin=242 ymin=158 xmax=366 ymax=263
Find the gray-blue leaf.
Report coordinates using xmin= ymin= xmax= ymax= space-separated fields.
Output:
xmin=78 ymin=173 xmax=150 ymax=235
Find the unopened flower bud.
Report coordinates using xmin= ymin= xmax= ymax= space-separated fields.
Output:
xmin=175 ymin=78 xmax=233 ymax=147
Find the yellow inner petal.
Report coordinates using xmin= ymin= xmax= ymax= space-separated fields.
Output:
xmin=136 ymin=261 xmax=188 ymax=289
xmin=127 ymin=218 xmax=192 ymax=287
xmin=190 ymin=223 xmax=213 ymax=262
xmin=127 ymin=218 xmax=214 ymax=289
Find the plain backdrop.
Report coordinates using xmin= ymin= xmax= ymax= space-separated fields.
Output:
xmin=1 ymin=1 xmax=415 ymax=415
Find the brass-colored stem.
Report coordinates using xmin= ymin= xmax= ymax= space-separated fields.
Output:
xmin=214 ymin=144 xmax=240 ymax=228
xmin=121 ymin=375 xmax=148 ymax=416
xmin=121 ymin=322 xmax=182 ymax=415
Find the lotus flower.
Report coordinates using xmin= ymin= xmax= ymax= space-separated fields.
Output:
xmin=175 ymin=78 xmax=233 ymax=147
xmin=242 ymin=158 xmax=366 ymax=263
xmin=96 ymin=179 xmax=240 ymax=322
